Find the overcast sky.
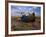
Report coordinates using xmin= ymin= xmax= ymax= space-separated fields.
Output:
xmin=11 ymin=5 xmax=41 ymax=16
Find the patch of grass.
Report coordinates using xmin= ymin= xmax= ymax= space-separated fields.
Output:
xmin=12 ymin=22 xmax=32 ymax=31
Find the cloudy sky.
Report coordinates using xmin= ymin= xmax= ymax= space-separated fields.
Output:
xmin=11 ymin=5 xmax=41 ymax=16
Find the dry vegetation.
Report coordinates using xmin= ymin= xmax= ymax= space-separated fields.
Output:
xmin=11 ymin=16 xmax=41 ymax=31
